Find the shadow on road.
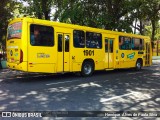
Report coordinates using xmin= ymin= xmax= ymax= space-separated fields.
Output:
xmin=0 ymin=63 xmax=160 ymax=117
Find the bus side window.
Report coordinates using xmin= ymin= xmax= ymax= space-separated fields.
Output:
xmin=30 ymin=32 xmax=35 ymax=45
xmin=58 ymin=34 xmax=62 ymax=52
xmin=110 ymin=40 xmax=113 ymax=53
xmin=30 ymin=24 xmax=54 ymax=47
xmin=119 ymin=36 xmax=131 ymax=50
xmin=131 ymin=38 xmax=135 ymax=49
xmin=140 ymin=39 xmax=144 ymax=50
xmin=119 ymin=36 xmax=125 ymax=50
xmin=124 ymin=37 xmax=131 ymax=50
xmin=73 ymin=30 xmax=85 ymax=48
xmin=105 ymin=39 xmax=108 ymax=52
xmin=65 ymin=35 xmax=69 ymax=52
xmin=132 ymin=38 xmax=143 ymax=50
xmin=86 ymin=32 xmax=102 ymax=49
xmin=30 ymin=25 xmax=41 ymax=45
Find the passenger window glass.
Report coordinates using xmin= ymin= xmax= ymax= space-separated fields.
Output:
xmin=132 ymin=38 xmax=144 ymax=50
xmin=105 ymin=39 xmax=108 ymax=52
xmin=30 ymin=24 xmax=54 ymax=46
xmin=73 ymin=30 xmax=85 ymax=48
xmin=110 ymin=39 xmax=113 ymax=53
xmin=119 ymin=36 xmax=131 ymax=50
xmin=65 ymin=35 xmax=69 ymax=52
xmin=86 ymin=32 xmax=102 ymax=49
xmin=58 ymin=34 xmax=62 ymax=52
xmin=105 ymin=38 xmax=113 ymax=53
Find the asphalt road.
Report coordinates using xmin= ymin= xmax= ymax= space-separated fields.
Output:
xmin=0 ymin=61 xmax=160 ymax=120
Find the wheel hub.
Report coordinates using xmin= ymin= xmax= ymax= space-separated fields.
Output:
xmin=84 ymin=64 xmax=92 ymax=75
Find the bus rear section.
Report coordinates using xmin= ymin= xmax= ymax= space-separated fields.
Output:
xmin=6 ymin=21 xmax=27 ymax=71
xmin=7 ymin=18 xmax=57 ymax=73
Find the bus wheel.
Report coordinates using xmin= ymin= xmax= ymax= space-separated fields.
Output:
xmin=135 ymin=60 xmax=142 ymax=70
xmin=81 ymin=61 xmax=94 ymax=77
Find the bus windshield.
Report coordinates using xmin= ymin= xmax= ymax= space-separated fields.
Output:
xmin=7 ymin=22 xmax=22 ymax=40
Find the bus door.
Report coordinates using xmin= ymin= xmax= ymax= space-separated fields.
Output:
xmin=57 ymin=33 xmax=70 ymax=72
xmin=105 ymin=38 xmax=114 ymax=68
xmin=145 ymin=42 xmax=150 ymax=66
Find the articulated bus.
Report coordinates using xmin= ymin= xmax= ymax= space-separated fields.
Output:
xmin=6 ymin=18 xmax=152 ymax=76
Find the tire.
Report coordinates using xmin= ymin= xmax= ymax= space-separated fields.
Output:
xmin=135 ymin=60 xmax=142 ymax=70
xmin=81 ymin=61 xmax=94 ymax=77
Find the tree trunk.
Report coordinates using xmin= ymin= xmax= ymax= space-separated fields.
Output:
xmin=134 ymin=18 xmax=137 ymax=34
xmin=151 ymin=19 xmax=156 ymax=41
xmin=44 ymin=11 xmax=50 ymax=20
xmin=139 ymin=20 xmax=143 ymax=35
xmin=38 ymin=13 xmax=42 ymax=19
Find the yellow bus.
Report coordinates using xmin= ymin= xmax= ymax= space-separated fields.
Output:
xmin=6 ymin=18 xmax=152 ymax=76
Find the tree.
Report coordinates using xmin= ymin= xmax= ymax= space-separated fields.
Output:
xmin=21 ymin=0 xmax=54 ymax=20
xmin=145 ymin=0 xmax=160 ymax=41
xmin=145 ymin=21 xmax=160 ymax=40
xmin=2 ymin=0 xmax=158 ymax=41
xmin=131 ymin=0 xmax=160 ymax=40
xmin=0 ymin=0 xmax=18 ymax=45
xmin=54 ymin=0 xmax=141 ymax=33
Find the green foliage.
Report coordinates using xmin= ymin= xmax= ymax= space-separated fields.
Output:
xmin=131 ymin=0 xmax=160 ymax=40
xmin=145 ymin=21 xmax=160 ymax=40
xmin=0 ymin=0 xmax=18 ymax=45
xmin=21 ymin=0 xmax=54 ymax=20
xmin=0 ymin=0 xmax=160 ymax=45
xmin=53 ymin=0 xmax=152 ymax=33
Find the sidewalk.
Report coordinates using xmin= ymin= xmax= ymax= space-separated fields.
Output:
xmin=152 ymin=56 xmax=160 ymax=60
xmin=152 ymin=56 xmax=160 ymax=63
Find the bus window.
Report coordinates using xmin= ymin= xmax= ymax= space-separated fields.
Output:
xmin=30 ymin=24 xmax=54 ymax=46
xmin=105 ymin=38 xmax=113 ymax=53
xmin=140 ymin=39 xmax=144 ymax=50
xmin=110 ymin=39 xmax=113 ymax=53
xmin=132 ymin=38 xmax=144 ymax=50
xmin=65 ymin=35 xmax=69 ymax=52
xmin=58 ymin=34 xmax=62 ymax=52
xmin=73 ymin=30 xmax=85 ymax=48
xmin=119 ymin=36 xmax=131 ymax=50
xmin=105 ymin=39 xmax=108 ymax=52
xmin=7 ymin=22 xmax=22 ymax=40
xmin=86 ymin=32 xmax=102 ymax=49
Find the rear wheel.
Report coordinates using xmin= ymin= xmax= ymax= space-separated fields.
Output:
xmin=81 ymin=61 xmax=94 ymax=77
xmin=135 ymin=60 xmax=142 ymax=70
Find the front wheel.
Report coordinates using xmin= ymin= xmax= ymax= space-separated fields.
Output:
xmin=135 ymin=60 xmax=142 ymax=70
xmin=81 ymin=61 xmax=94 ymax=77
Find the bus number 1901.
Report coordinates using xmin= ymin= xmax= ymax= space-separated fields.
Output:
xmin=83 ymin=50 xmax=94 ymax=56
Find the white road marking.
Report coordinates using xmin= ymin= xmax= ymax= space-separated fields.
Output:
xmin=46 ymin=80 xmax=81 ymax=85
xmin=100 ymin=92 xmax=141 ymax=103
